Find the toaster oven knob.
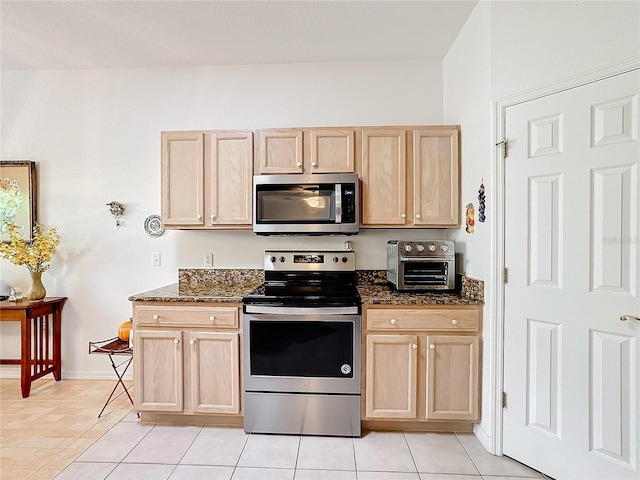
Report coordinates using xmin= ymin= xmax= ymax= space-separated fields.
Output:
xmin=279 ymin=256 xmax=286 ymax=263
xmin=416 ymin=244 xmax=425 ymax=252
xmin=404 ymin=244 xmax=412 ymax=252
xmin=333 ymin=256 xmax=339 ymax=263
xmin=440 ymin=244 xmax=450 ymax=252
xmin=342 ymin=256 xmax=348 ymax=263
xmin=428 ymin=244 xmax=436 ymax=252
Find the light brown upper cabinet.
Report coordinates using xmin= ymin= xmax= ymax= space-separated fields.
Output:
xmin=161 ymin=131 xmax=253 ymax=229
xmin=256 ymin=128 xmax=355 ymax=174
xmin=358 ymin=126 xmax=460 ymax=228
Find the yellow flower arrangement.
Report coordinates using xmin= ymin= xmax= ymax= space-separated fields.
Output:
xmin=0 ymin=222 xmax=61 ymax=272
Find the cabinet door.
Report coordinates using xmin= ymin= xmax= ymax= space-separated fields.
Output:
xmin=190 ymin=332 xmax=240 ymax=414
xmin=161 ymin=132 xmax=205 ymax=226
xmin=365 ymin=334 xmax=418 ymax=419
xmin=134 ymin=330 xmax=183 ymax=412
xmin=308 ymin=129 xmax=355 ymax=173
xmin=425 ymin=335 xmax=479 ymax=421
xmin=413 ymin=129 xmax=460 ymax=226
xmin=360 ymin=130 xmax=407 ymax=225
xmin=210 ymin=132 xmax=253 ymax=225
xmin=257 ymin=130 xmax=304 ymax=174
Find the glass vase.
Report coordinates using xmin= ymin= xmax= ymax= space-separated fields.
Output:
xmin=27 ymin=271 xmax=46 ymax=301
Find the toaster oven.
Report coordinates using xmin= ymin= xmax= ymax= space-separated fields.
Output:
xmin=387 ymin=240 xmax=456 ymax=291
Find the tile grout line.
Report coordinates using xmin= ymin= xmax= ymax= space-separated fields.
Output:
xmin=401 ymin=430 xmax=421 ymax=478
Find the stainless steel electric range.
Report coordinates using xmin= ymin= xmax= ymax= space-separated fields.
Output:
xmin=242 ymin=250 xmax=362 ymax=437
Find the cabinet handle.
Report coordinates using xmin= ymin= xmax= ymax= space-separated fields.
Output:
xmin=209 ymin=315 xmax=216 ymax=321
xmin=390 ymin=318 xmax=396 ymax=325
xmin=429 ymin=344 xmax=436 ymax=350
xmin=296 ymin=162 xmax=302 ymax=168
xmin=174 ymin=338 xmax=180 ymax=345
xmin=451 ymin=319 xmax=458 ymax=325
xmin=415 ymin=214 xmax=421 ymax=219
xmin=400 ymin=213 xmax=406 ymax=218
xmin=189 ymin=339 xmax=196 ymax=346
xmin=311 ymin=161 xmax=317 ymax=167
xmin=412 ymin=343 xmax=418 ymax=349
xmin=152 ymin=314 xmax=159 ymax=320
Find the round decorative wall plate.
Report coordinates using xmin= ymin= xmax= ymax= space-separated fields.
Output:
xmin=144 ymin=214 xmax=164 ymax=237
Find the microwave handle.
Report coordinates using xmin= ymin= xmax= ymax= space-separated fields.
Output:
xmin=335 ymin=184 xmax=342 ymax=223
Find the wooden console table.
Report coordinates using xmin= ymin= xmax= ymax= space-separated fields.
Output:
xmin=0 ymin=297 xmax=67 ymax=397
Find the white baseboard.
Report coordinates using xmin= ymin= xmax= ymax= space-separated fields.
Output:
xmin=0 ymin=366 xmax=132 ymax=381
xmin=473 ymin=423 xmax=493 ymax=454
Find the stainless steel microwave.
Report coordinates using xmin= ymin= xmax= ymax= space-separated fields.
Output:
xmin=253 ymin=173 xmax=359 ymax=235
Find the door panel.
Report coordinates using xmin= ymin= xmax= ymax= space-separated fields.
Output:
xmin=503 ymin=69 xmax=639 ymax=479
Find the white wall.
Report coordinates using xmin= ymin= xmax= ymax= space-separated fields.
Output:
xmin=443 ymin=0 xmax=639 ymax=453
xmin=0 ymin=60 xmax=446 ymax=378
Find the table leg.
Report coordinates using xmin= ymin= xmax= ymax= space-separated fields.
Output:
xmin=20 ymin=316 xmax=32 ymax=398
xmin=53 ymin=306 xmax=62 ymax=381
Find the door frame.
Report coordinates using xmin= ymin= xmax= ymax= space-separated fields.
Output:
xmin=488 ymin=55 xmax=640 ymax=456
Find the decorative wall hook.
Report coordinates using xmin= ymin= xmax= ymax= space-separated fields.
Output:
xmin=106 ymin=201 xmax=125 ymax=228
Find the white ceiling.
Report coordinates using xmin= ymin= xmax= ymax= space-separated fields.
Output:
xmin=1 ymin=1 xmax=478 ymax=71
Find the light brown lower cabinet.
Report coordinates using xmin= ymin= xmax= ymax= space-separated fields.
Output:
xmin=364 ymin=306 xmax=481 ymax=424
xmin=132 ymin=303 xmax=241 ymax=420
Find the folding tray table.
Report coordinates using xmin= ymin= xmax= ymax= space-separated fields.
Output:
xmin=88 ymin=337 xmax=138 ymax=418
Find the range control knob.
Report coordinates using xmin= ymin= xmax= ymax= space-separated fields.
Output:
xmin=428 ymin=244 xmax=436 ymax=252
xmin=416 ymin=244 xmax=425 ymax=252
xmin=342 ymin=256 xmax=348 ymax=263
xmin=404 ymin=244 xmax=412 ymax=252
xmin=279 ymin=256 xmax=286 ymax=263
xmin=440 ymin=244 xmax=450 ymax=252
xmin=333 ymin=256 xmax=339 ymax=263
xmin=270 ymin=256 xmax=277 ymax=263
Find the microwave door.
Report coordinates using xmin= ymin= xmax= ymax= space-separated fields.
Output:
xmin=258 ymin=186 xmax=335 ymax=223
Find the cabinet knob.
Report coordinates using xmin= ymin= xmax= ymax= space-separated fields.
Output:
xmin=209 ymin=315 xmax=215 ymax=321
xmin=152 ymin=314 xmax=159 ymax=320
xmin=412 ymin=343 xmax=418 ymax=349
xmin=210 ymin=214 xmax=216 ymax=223
xmin=296 ymin=162 xmax=302 ymax=168
xmin=429 ymin=344 xmax=436 ymax=350
xmin=400 ymin=213 xmax=406 ymax=218
xmin=174 ymin=338 xmax=180 ymax=345
xmin=451 ymin=319 xmax=458 ymax=325
xmin=311 ymin=161 xmax=317 ymax=167
xmin=415 ymin=214 xmax=421 ymax=219
xmin=390 ymin=318 xmax=396 ymax=325
xmin=189 ymin=339 xmax=196 ymax=346
xmin=197 ymin=214 xmax=202 ymax=220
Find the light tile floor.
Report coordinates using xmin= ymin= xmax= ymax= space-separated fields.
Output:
xmin=1 ymin=379 xmax=548 ymax=480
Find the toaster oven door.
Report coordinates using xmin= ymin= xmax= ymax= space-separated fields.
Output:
xmin=399 ymin=259 xmax=455 ymax=290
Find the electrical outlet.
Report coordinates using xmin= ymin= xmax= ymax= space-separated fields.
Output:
xmin=152 ymin=252 xmax=161 ymax=266
xmin=204 ymin=253 xmax=214 ymax=268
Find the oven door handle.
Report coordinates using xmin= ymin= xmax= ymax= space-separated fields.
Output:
xmin=244 ymin=305 xmax=360 ymax=315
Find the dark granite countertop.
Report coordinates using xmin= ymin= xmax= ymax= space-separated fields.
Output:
xmin=129 ymin=269 xmax=484 ymax=306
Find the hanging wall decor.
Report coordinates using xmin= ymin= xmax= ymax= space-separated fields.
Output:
xmin=106 ymin=201 xmax=125 ymax=228
xmin=478 ymin=180 xmax=486 ymax=222
xmin=465 ymin=203 xmax=475 ymax=234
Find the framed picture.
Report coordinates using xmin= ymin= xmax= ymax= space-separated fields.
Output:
xmin=0 ymin=160 xmax=37 ymax=242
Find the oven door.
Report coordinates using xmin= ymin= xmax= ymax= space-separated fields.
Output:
xmin=243 ymin=309 xmax=361 ymax=395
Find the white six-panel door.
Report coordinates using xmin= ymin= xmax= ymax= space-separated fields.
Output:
xmin=503 ymin=70 xmax=639 ymax=479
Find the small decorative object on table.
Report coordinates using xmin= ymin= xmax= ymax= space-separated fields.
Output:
xmin=0 ymin=222 xmax=61 ymax=301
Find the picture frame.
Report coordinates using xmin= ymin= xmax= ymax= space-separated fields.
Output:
xmin=0 ymin=160 xmax=37 ymax=242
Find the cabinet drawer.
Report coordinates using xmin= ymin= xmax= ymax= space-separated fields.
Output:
xmin=367 ymin=308 xmax=478 ymax=332
xmin=135 ymin=305 xmax=238 ymax=328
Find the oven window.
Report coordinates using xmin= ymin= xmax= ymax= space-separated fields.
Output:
xmin=256 ymin=185 xmax=335 ymax=223
xmin=249 ymin=321 xmax=353 ymax=378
